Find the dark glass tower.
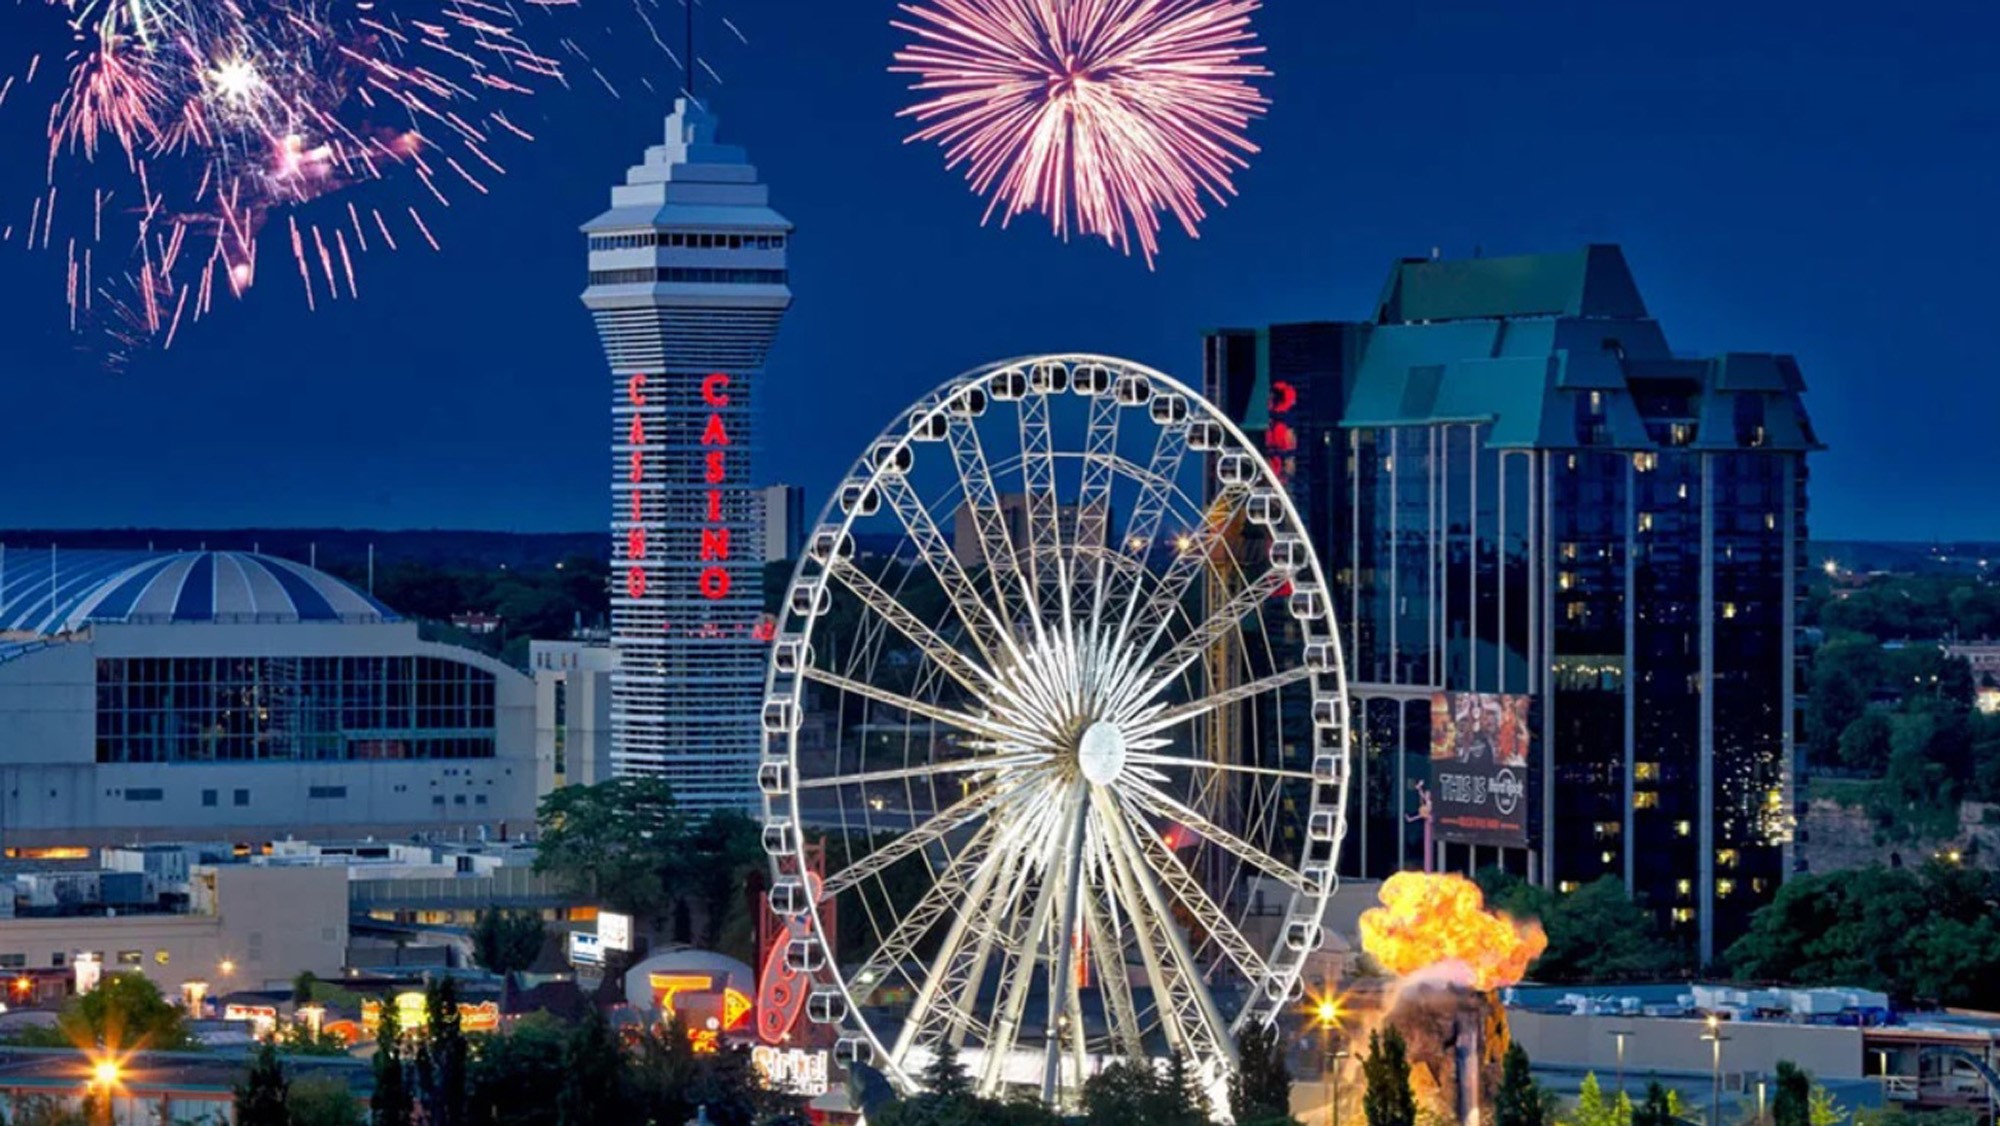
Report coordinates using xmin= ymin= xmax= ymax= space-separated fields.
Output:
xmin=1207 ymin=246 xmax=1817 ymax=961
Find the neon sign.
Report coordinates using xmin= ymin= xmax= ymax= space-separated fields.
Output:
xmin=625 ymin=373 xmax=651 ymax=602
xmin=752 ymin=1046 xmax=831 ymax=1097
xmin=699 ymin=372 xmax=733 ymax=602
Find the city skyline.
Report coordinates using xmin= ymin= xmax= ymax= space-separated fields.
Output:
xmin=1 ymin=1 xmax=1995 ymax=541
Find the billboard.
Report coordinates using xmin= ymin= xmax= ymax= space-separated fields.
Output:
xmin=1429 ymin=693 xmax=1531 ymax=848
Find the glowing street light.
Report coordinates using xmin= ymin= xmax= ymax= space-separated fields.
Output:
xmin=91 ymin=1058 xmax=121 ymax=1087
xmin=1607 ymin=1028 xmax=1635 ymax=1096
xmin=218 ymin=959 xmax=236 ymax=978
xmin=1700 ymin=1016 xmax=1732 ymax=1126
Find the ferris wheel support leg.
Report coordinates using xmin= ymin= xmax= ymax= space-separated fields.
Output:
xmin=982 ymin=788 xmax=1075 ymax=1093
xmin=1081 ymin=863 xmax=1145 ymax=1059
xmin=1041 ymin=782 xmax=1092 ymax=1106
xmin=886 ymin=812 xmax=1019 ymax=1076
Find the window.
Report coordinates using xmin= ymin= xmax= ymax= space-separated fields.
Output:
xmin=1671 ymin=907 xmax=1695 ymax=924
xmin=1557 ymin=881 xmax=1579 ymax=894
xmin=1676 ymin=879 xmax=1692 ymax=897
xmin=124 ymin=788 xmax=163 ymax=802
xmin=1634 ymin=762 xmax=1660 ymax=782
xmin=201 ymin=790 xmax=217 ymax=807
xmin=50 ymin=953 xmax=64 ymax=968
xmin=0 ymin=954 xmax=24 ymax=969
xmin=116 ymin=951 xmax=141 ymax=966
xmin=1633 ymin=791 xmax=1658 ymax=810
xmin=308 ymin=786 xmax=348 ymax=800
xmin=1600 ymin=851 xmax=1616 ymax=865
xmin=1633 ymin=452 xmax=1658 ymax=472
xmin=588 ymin=267 xmax=789 ymax=287
xmin=1638 ymin=512 xmax=1655 ymax=533
xmin=1717 ymin=849 xmax=1740 ymax=868
xmin=1717 ymin=879 xmax=1736 ymax=898
xmin=1592 ymin=821 xmax=1621 ymax=838
xmin=154 ymin=950 xmax=170 ymax=966
xmin=233 ymin=789 xmax=249 ymax=807
xmin=1674 ymin=820 xmax=1692 ymax=837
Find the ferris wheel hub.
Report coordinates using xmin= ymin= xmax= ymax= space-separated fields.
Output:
xmin=1075 ymin=720 xmax=1128 ymax=786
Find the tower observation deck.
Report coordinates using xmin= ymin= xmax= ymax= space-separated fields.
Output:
xmin=582 ymin=98 xmax=793 ymax=811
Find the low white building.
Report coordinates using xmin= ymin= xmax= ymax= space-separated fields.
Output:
xmin=0 ymin=549 xmax=537 ymax=851
xmin=532 ymin=640 xmax=616 ymax=790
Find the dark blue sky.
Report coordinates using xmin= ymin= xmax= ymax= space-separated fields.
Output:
xmin=1 ymin=0 xmax=1992 ymax=540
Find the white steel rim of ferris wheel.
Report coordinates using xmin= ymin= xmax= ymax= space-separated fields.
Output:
xmin=758 ymin=354 xmax=1353 ymax=1109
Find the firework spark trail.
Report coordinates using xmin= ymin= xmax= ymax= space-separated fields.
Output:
xmin=893 ymin=0 xmax=1271 ymax=266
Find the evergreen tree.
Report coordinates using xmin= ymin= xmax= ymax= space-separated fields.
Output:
xmin=470 ymin=911 xmax=548 ymax=976
xmin=921 ymin=1039 xmax=973 ymax=1101
xmin=417 ymin=978 xmax=470 ymax=1126
xmin=1569 ymin=1073 xmax=1632 ymax=1126
xmin=1632 ymin=1082 xmax=1681 ymax=1126
xmin=1229 ymin=1021 xmax=1296 ymax=1125
xmin=235 ymin=1042 xmax=290 ymax=1126
xmin=1773 ymin=1062 xmax=1812 ymax=1126
xmin=1163 ymin=1051 xmax=1212 ymax=1126
xmin=371 ymin=1000 xmax=415 ymax=1126
xmin=558 ymin=1007 xmax=625 ymax=1126
xmin=1494 ymin=1042 xmax=1545 ymax=1126
xmin=1362 ymin=1027 xmax=1416 ymax=1126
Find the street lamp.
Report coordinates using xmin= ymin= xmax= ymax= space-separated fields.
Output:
xmin=218 ymin=958 xmax=236 ymax=978
xmin=1607 ymin=1029 xmax=1635 ymax=1097
xmin=1700 ymin=1017 xmax=1732 ymax=1126
xmin=1313 ymin=992 xmax=1349 ymax=1126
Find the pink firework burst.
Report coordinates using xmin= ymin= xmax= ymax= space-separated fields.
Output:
xmin=893 ymin=0 xmax=1271 ymax=266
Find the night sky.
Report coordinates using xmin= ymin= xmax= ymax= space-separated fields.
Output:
xmin=0 ymin=0 xmax=1993 ymax=540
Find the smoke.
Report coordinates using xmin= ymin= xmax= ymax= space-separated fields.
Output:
xmin=1358 ymin=872 xmax=1549 ymax=992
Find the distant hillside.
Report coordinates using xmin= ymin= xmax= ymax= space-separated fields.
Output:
xmin=0 ymin=529 xmax=608 ymax=572
xmin=1812 ymin=540 xmax=2000 ymax=576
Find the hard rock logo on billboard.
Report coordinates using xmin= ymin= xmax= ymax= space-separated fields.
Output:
xmin=1428 ymin=692 xmax=1532 ymax=848
xmin=624 ymin=372 xmax=734 ymax=606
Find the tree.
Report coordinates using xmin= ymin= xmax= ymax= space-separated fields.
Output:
xmin=1808 ymin=1085 xmax=1848 ymax=1126
xmin=1631 ymin=1082 xmax=1682 ymax=1126
xmin=294 ymin=972 xmax=321 ymax=1007
xmin=1838 ymin=712 xmax=1895 ymax=774
xmin=1163 ymin=1051 xmax=1212 ymax=1126
xmin=371 ymin=999 xmax=415 ymax=1126
xmin=1082 ymin=1060 xmax=1167 ymax=1126
xmin=1494 ymin=1043 xmax=1545 ymax=1126
xmin=470 ymin=911 xmax=548 ymax=976
xmin=33 ymin=973 xmax=199 ymax=1052
xmin=1230 ymin=1021 xmax=1296 ymax=1126
xmin=236 ymin=1043 xmax=291 ymax=1126
xmin=534 ymin=777 xmax=687 ymax=921
xmin=557 ymin=1007 xmax=623 ymax=1126
xmin=271 ymin=1020 xmax=353 ymax=1057
xmin=417 ymin=978 xmax=470 ymax=1126
xmin=1566 ymin=1074 xmax=1630 ymax=1126
xmin=7 ymin=1099 xmax=92 ymax=1126
xmin=469 ymin=1012 xmax=568 ymax=1126
xmin=1772 ymin=1062 xmax=1812 ymax=1126
xmin=1476 ymin=871 xmax=1688 ymax=984
xmin=922 ymin=1039 xmax=973 ymax=1101
xmin=1363 ymin=1027 xmax=1416 ymax=1126
xmin=289 ymin=1074 xmax=368 ymax=1126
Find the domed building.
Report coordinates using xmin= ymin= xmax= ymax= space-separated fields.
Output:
xmin=0 ymin=550 xmax=536 ymax=851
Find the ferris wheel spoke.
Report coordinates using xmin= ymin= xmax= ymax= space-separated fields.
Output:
xmin=1119 ymin=488 xmax=1250 ymax=666
xmin=801 ymin=666 xmax=1037 ymax=748
xmin=848 ymin=820 xmax=1001 ymax=995
xmin=819 ymin=778 xmax=1022 ymax=898
xmin=1123 ymin=781 xmax=1311 ymax=894
xmin=829 ymin=560 xmax=997 ymax=702
xmin=1017 ymin=383 xmax=1066 ymax=633
xmin=796 ymin=752 xmax=1047 ymax=792
xmin=1080 ymin=855 xmax=1146 ymax=1059
xmin=1039 ymin=783 xmax=1093 ymax=1102
xmin=1120 ymin=795 xmax=1272 ymax=983
xmin=1121 ymin=415 xmax=1191 ymax=569
xmin=981 ymin=784 xmax=1079 ymax=1092
xmin=1094 ymin=786 xmax=1235 ymax=1072
xmin=875 ymin=471 xmax=1019 ymax=672
xmin=1122 ymin=568 xmax=1293 ymax=716
xmin=1125 ymin=752 xmax=1316 ymax=783
xmin=1076 ymin=391 xmax=1122 ymax=556
xmin=1126 ymin=666 xmax=1315 ymax=739
xmin=947 ymin=412 xmax=1036 ymax=637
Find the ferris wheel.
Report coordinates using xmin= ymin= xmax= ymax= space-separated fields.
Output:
xmin=758 ymin=355 xmax=1352 ymax=1109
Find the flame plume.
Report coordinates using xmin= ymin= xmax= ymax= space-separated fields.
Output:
xmin=1358 ymin=872 xmax=1548 ymax=992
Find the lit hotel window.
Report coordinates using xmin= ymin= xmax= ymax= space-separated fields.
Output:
xmin=1560 ymin=542 xmax=1580 ymax=561
xmin=1765 ymin=513 xmax=1778 ymax=531
xmin=1558 ymin=572 xmax=1576 ymax=592
xmin=1717 ymin=879 xmax=1736 ymax=898
xmin=1675 ymin=820 xmax=1692 ymax=837
xmin=1672 ymin=908 xmax=1696 ymax=924
xmin=1600 ymin=851 xmax=1616 ymax=865
xmin=1717 ymin=849 xmax=1740 ymax=868
xmin=1634 ymin=452 xmax=1658 ymax=472
xmin=1722 ymin=602 xmax=1739 ymax=619
xmin=1678 ymin=483 xmax=1689 ymax=501
xmin=1633 ymin=791 xmax=1659 ymax=810
xmin=1638 ymin=512 xmax=1654 ymax=533
xmin=1593 ymin=821 xmax=1621 ymax=838
xmin=1558 ymin=881 xmax=1579 ymax=894
xmin=1635 ymin=762 xmax=1660 ymax=782
xmin=1676 ymin=879 xmax=1692 ymax=897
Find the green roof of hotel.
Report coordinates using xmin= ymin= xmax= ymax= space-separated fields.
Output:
xmin=1299 ymin=244 xmax=1822 ymax=452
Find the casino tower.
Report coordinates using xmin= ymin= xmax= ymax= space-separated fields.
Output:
xmin=582 ymin=99 xmax=793 ymax=811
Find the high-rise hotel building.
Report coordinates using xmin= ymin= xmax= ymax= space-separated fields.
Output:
xmin=582 ymin=99 xmax=793 ymax=811
xmin=1208 ymin=247 xmax=1817 ymax=961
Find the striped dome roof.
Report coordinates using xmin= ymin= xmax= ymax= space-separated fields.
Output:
xmin=0 ymin=550 xmax=399 ymax=636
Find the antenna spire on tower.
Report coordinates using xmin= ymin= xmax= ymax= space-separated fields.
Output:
xmin=685 ymin=0 xmax=696 ymax=100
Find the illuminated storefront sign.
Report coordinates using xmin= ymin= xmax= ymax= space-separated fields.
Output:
xmin=361 ymin=994 xmax=501 ymax=1036
xmin=751 ymin=1046 xmax=830 ymax=1097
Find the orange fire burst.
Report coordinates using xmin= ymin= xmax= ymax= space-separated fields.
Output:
xmin=1358 ymin=872 xmax=1548 ymax=991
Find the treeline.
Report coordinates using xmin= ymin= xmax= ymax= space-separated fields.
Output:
xmin=319 ymin=556 xmax=611 ymax=670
